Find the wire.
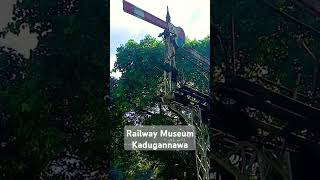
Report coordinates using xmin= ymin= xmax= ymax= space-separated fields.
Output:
xmin=181 ymin=47 xmax=210 ymax=66
xmin=259 ymin=0 xmax=320 ymax=36
xmin=176 ymin=53 xmax=209 ymax=73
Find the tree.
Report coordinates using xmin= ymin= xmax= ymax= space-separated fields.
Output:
xmin=213 ymin=0 xmax=320 ymax=98
xmin=110 ymin=35 xmax=209 ymax=179
xmin=0 ymin=0 xmax=110 ymax=179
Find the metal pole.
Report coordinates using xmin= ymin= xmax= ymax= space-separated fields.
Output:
xmin=231 ymin=15 xmax=236 ymax=76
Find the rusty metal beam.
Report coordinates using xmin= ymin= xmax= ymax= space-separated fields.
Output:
xmin=291 ymin=0 xmax=320 ymax=17
xmin=229 ymin=76 xmax=320 ymax=124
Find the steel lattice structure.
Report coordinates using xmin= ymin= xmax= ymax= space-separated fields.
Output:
xmin=122 ymin=1 xmax=320 ymax=179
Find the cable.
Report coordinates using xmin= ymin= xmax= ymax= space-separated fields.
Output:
xmin=181 ymin=47 xmax=210 ymax=66
xmin=176 ymin=53 xmax=209 ymax=73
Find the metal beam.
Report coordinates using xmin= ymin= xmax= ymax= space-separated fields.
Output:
xmin=123 ymin=0 xmax=168 ymax=30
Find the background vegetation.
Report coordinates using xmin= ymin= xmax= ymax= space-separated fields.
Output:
xmin=110 ymin=35 xmax=209 ymax=179
xmin=0 ymin=0 xmax=110 ymax=179
xmin=1 ymin=0 xmax=320 ymax=179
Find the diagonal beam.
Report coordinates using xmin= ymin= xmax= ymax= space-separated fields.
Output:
xmin=291 ymin=0 xmax=320 ymax=17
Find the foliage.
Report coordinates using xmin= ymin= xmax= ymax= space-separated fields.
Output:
xmin=110 ymin=35 xmax=209 ymax=179
xmin=213 ymin=0 xmax=320 ymax=95
xmin=113 ymin=35 xmax=210 ymax=111
xmin=0 ymin=0 xmax=110 ymax=179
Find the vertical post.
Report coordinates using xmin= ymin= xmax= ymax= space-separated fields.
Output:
xmin=164 ymin=7 xmax=169 ymax=95
xmin=284 ymin=151 xmax=293 ymax=180
xmin=293 ymin=61 xmax=302 ymax=99
xmin=231 ymin=15 xmax=236 ymax=76
xmin=293 ymin=73 xmax=301 ymax=99
xmin=163 ymin=6 xmax=176 ymax=95
xmin=312 ymin=64 xmax=319 ymax=97
xmin=193 ymin=110 xmax=201 ymax=179
xmin=164 ymin=70 xmax=167 ymax=95
xmin=193 ymin=106 xmax=210 ymax=180
xmin=172 ymin=47 xmax=176 ymax=89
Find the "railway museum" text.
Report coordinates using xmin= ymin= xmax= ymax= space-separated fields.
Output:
xmin=126 ymin=129 xmax=194 ymax=139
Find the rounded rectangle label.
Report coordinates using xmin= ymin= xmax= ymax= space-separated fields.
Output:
xmin=124 ymin=125 xmax=196 ymax=151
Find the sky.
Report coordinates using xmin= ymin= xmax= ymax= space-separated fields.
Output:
xmin=1 ymin=0 xmax=209 ymax=75
xmin=110 ymin=0 xmax=210 ymax=78
xmin=0 ymin=0 xmax=39 ymax=59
